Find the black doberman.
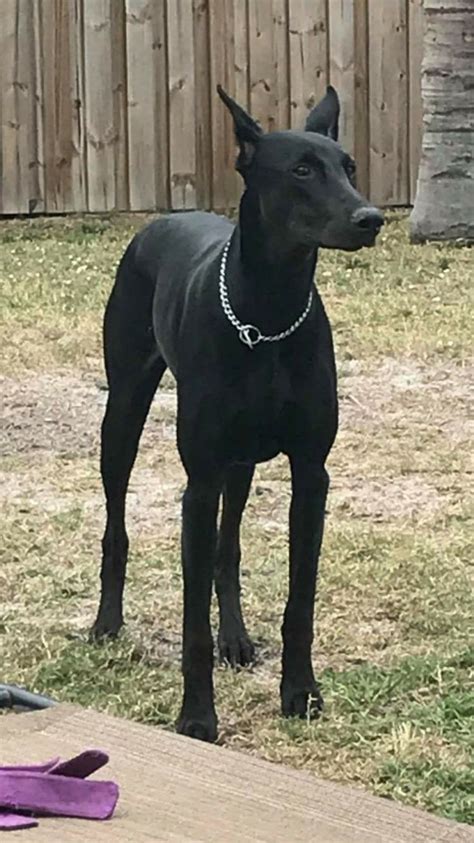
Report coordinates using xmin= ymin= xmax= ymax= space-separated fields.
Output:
xmin=91 ymin=85 xmax=384 ymax=742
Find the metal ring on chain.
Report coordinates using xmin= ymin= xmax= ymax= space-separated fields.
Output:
xmin=218 ymin=239 xmax=313 ymax=350
xmin=239 ymin=325 xmax=263 ymax=349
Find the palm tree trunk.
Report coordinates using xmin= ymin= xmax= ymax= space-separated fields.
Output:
xmin=410 ymin=0 xmax=474 ymax=243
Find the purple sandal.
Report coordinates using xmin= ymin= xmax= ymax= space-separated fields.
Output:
xmin=0 ymin=751 xmax=119 ymax=831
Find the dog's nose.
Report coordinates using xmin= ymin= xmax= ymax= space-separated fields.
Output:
xmin=351 ymin=207 xmax=384 ymax=233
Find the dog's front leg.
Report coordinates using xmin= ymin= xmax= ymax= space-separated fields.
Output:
xmin=281 ymin=455 xmax=329 ymax=719
xmin=176 ymin=478 xmax=221 ymax=742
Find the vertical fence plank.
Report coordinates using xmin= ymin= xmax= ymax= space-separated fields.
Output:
xmin=69 ymin=0 xmax=87 ymax=211
xmin=39 ymin=0 xmax=56 ymax=211
xmin=207 ymin=0 xmax=250 ymax=210
xmin=167 ymin=0 xmax=196 ymax=209
xmin=209 ymin=0 xmax=241 ymax=209
xmin=288 ymin=0 xmax=328 ymax=131
xmin=249 ymin=0 xmax=289 ymax=132
xmin=274 ymin=0 xmax=289 ymax=129
xmin=368 ymin=0 xmax=409 ymax=206
xmin=83 ymin=0 xmax=116 ymax=210
xmin=232 ymin=0 xmax=250 ymax=205
xmin=126 ymin=0 xmax=168 ymax=210
xmin=0 ymin=7 xmax=4 ymax=211
xmin=41 ymin=0 xmax=86 ymax=212
xmin=353 ymin=0 xmax=370 ymax=197
xmin=126 ymin=0 xmax=160 ymax=210
xmin=0 ymin=0 xmax=31 ymax=214
xmin=408 ymin=0 xmax=424 ymax=203
xmin=111 ymin=0 xmax=128 ymax=210
xmin=27 ymin=0 xmax=45 ymax=213
xmin=328 ymin=0 xmax=355 ymax=156
xmin=56 ymin=1 xmax=76 ymax=209
xmin=249 ymin=2 xmax=274 ymax=130
xmin=193 ymin=0 xmax=212 ymax=209
xmin=153 ymin=0 xmax=170 ymax=209
xmin=234 ymin=0 xmax=249 ymax=109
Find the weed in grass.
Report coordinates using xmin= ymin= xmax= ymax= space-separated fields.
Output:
xmin=376 ymin=760 xmax=473 ymax=825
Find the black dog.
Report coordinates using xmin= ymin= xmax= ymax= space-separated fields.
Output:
xmin=91 ymin=85 xmax=383 ymax=742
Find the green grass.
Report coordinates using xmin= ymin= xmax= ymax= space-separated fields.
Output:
xmin=0 ymin=213 xmax=473 ymax=826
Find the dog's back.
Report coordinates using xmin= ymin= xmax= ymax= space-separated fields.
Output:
xmin=135 ymin=212 xmax=233 ymax=280
xmin=110 ymin=211 xmax=233 ymax=376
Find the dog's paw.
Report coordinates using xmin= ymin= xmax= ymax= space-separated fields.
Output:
xmin=218 ymin=627 xmax=255 ymax=668
xmin=176 ymin=711 xmax=218 ymax=743
xmin=89 ymin=616 xmax=123 ymax=643
xmin=281 ymin=680 xmax=324 ymax=719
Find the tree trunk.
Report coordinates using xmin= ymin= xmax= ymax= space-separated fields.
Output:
xmin=410 ymin=0 xmax=474 ymax=243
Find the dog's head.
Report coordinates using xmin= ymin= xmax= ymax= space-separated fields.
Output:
xmin=217 ymin=85 xmax=384 ymax=252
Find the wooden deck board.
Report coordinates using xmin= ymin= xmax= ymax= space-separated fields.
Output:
xmin=1 ymin=706 xmax=472 ymax=842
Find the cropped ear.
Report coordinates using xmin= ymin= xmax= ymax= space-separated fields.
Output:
xmin=305 ymin=85 xmax=340 ymax=141
xmin=217 ymin=85 xmax=263 ymax=173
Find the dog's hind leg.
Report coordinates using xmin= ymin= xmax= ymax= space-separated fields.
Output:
xmin=91 ymin=362 xmax=165 ymax=639
xmin=91 ymin=286 xmax=167 ymax=640
xmin=215 ymin=463 xmax=255 ymax=667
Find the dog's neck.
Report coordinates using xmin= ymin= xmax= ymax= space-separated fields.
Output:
xmin=226 ymin=188 xmax=317 ymax=336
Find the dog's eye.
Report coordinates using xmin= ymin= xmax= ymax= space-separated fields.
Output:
xmin=293 ymin=164 xmax=312 ymax=178
xmin=345 ymin=159 xmax=356 ymax=179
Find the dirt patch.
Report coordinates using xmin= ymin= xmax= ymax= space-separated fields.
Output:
xmin=330 ymin=475 xmax=444 ymax=522
xmin=0 ymin=372 xmax=182 ymax=535
xmin=339 ymin=358 xmax=474 ymax=446
xmin=0 ymin=373 xmax=177 ymax=457
xmin=0 ymin=374 xmax=102 ymax=457
xmin=2 ymin=359 xmax=472 ymax=457
xmin=1 ymin=359 xmax=472 ymax=530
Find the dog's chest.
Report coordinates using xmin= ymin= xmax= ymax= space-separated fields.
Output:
xmin=223 ymin=355 xmax=294 ymax=463
xmin=218 ymin=336 xmax=338 ymax=465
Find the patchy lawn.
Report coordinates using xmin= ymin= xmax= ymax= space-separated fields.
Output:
xmin=0 ymin=214 xmax=473 ymax=825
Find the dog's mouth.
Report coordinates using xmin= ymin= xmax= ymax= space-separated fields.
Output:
xmin=353 ymin=229 xmax=380 ymax=248
xmin=318 ymin=225 xmax=382 ymax=251
xmin=292 ymin=215 xmax=383 ymax=252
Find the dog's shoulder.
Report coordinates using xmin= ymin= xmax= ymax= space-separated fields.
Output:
xmin=138 ymin=211 xmax=232 ymax=241
xmin=133 ymin=211 xmax=234 ymax=278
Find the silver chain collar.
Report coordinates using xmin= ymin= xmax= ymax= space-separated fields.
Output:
xmin=218 ymin=239 xmax=313 ymax=350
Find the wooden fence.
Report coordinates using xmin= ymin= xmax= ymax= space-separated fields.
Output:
xmin=0 ymin=0 xmax=424 ymax=215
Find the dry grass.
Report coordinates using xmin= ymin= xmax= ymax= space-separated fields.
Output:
xmin=0 ymin=213 xmax=473 ymax=824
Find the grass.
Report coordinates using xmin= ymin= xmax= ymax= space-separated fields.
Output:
xmin=0 ymin=213 xmax=473 ymax=826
